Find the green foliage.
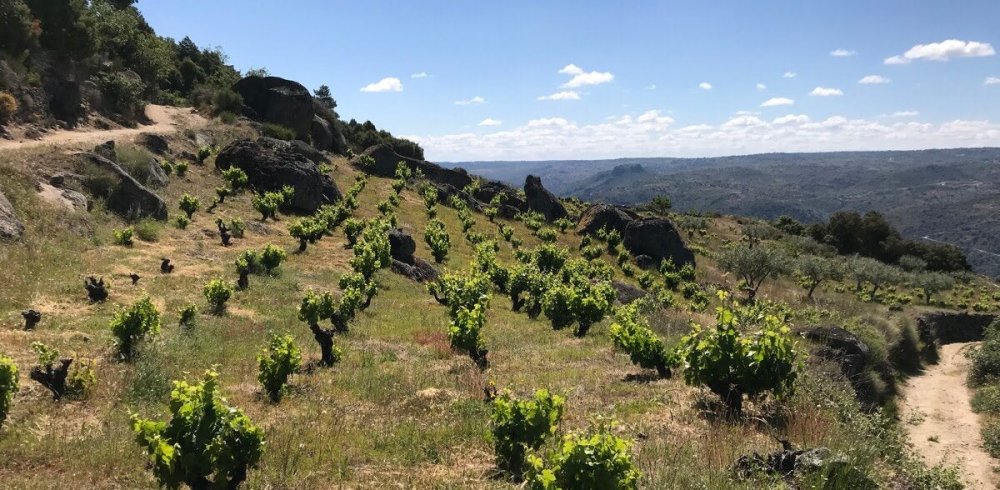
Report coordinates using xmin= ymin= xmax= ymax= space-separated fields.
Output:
xmin=554 ymin=218 xmax=574 ymax=233
xmin=202 ymin=278 xmax=234 ymax=314
xmin=972 ymin=384 xmax=1000 ymax=414
xmin=0 ymin=92 xmax=17 ymax=124
xmin=343 ymin=218 xmax=365 ymax=247
xmin=0 ymin=355 xmax=18 ymax=428
xmin=609 ymin=303 xmax=673 ymax=377
xmin=110 ymin=295 xmax=161 ymax=359
xmin=534 ymin=244 xmax=568 ymax=274
xmin=421 ymin=184 xmax=438 ymax=209
xmin=650 ymin=195 xmax=672 ymax=214
xmin=676 ymin=292 xmax=799 ymax=413
xmin=251 ymin=192 xmax=281 ymax=220
xmin=984 ymin=419 xmax=1000 ymax=458
xmin=424 ymin=219 xmax=451 ymax=263
xmin=228 ymin=217 xmax=245 ymax=238
xmin=536 ymin=228 xmax=558 ymax=243
xmin=257 ymin=333 xmax=302 ymax=402
xmin=130 ymin=369 xmax=264 ymax=489
xmin=262 ymin=123 xmax=297 ymax=141
xmin=915 ymin=272 xmax=955 ymax=305
xmin=97 ymin=70 xmax=145 ymax=118
xmin=717 ymin=245 xmax=787 ymax=300
xmin=113 ymin=226 xmax=135 ymax=246
xmin=134 ymin=219 xmax=161 ymax=242
xmin=350 ymin=220 xmax=392 ymax=280
xmin=356 ymin=154 xmax=375 ymax=170
xmin=288 ymin=218 xmax=324 ymax=252
xmin=260 ymin=244 xmax=287 ymax=273
xmin=178 ymin=193 xmax=200 ymax=219
xmin=160 ymin=160 xmax=174 ymax=176
xmin=221 ymin=167 xmax=248 ymax=192
xmin=542 ymin=284 xmax=576 ymax=331
xmin=31 ymin=341 xmax=59 ymax=366
xmin=448 ymin=302 xmax=486 ymax=360
xmin=491 ymin=390 xmax=565 ymax=478
xmin=429 ymin=271 xmax=491 ymax=314
xmin=526 ymin=425 xmax=641 ymax=490
xmin=796 ymin=254 xmax=842 ymax=299
xmin=178 ymin=303 xmax=197 ymax=328
xmin=581 ymin=245 xmax=603 ymax=261
xmin=65 ymin=359 xmax=96 ymax=400
xmin=197 ymin=146 xmax=213 ymax=164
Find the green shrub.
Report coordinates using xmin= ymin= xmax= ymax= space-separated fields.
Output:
xmin=491 ymin=390 xmax=565 ymax=478
xmin=229 ymin=218 xmax=246 ymax=238
xmin=257 ymin=333 xmax=302 ymax=402
xmin=424 ymin=219 xmax=451 ymax=263
xmin=676 ymin=292 xmax=799 ymax=414
xmin=175 ymin=215 xmax=190 ymax=229
xmin=131 ymin=369 xmax=264 ymax=489
xmin=581 ymin=245 xmax=603 ymax=261
xmin=178 ymin=303 xmax=197 ymax=328
xmin=160 ymin=160 xmax=174 ymax=176
xmin=197 ymin=146 xmax=213 ymax=164
xmin=343 ymin=218 xmax=365 ymax=248
xmin=542 ymin=284 xmax=576 ymax=331
xmin=535 ymin=244 xmax=568 ymax=274
xmin=134 ymin=219 xmax=160 ymax=242
xmin=251 ymin=192 xmax=280 ymax=220
xmin=288 ymin=218 xmax=324 ymax=252
xmin=350 ymin=220 xmax=392 ymax=280
xmin=235 ymin=249 xmax=261 ymax=276
xmin=221 ymin=167 xmax=249 ymax=192
xmin=972 ymin=384 xmax=1000 ymax=414
xmin=98 ymin=70 xmax=145 ymax=118
xmin=174 ymin=160 xmax=189 ymax=177
xmin=212 ymin=88 xmax=244 ymax=115
xmin=262 ymin=123 xmax=297 ymax=140
xmin=526 ymin=425 xmax=641 ymax=490
xmin=984 ymin=419 xmax=1000 ymax=458
xmin=429 ymin=271 xmax=492 ymax=314
xmin=448 ymin=302 xmax=488 ymax=366
xmin=110 ymin=295 xmax=161 ymax=360
xmin=219 ymin=111 xmax=237 ymax=124
xmin=537 ymin=228 xmax=558 ymax=243
xmin=178 ymin=193 xmax=200 ymax=219
xmin=609 ymin=303 xmax=673 ymax=377
xmin=421 ymin=185 xmax=438 ymax=209
xmin=554 ymin=218 xmax=574 ymax=233
xmin=65 ymin=359 xmax=96 ymax=400
xmin=203 ymin=278 xmax=234 ymax=314
xmin=260 ymin=244 xmax=287 ymax=273
xmin=0 ymin=355 xmax=18 ymax=428
xmin=113 ymin=227 xmax=135 ymax=246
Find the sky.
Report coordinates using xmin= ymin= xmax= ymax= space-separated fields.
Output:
xmin=138 ymin=1 xmax=1000 ymax=161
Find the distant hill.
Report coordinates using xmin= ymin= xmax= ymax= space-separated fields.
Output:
xmin=450 ymin=148 xmax=1000 ymax=278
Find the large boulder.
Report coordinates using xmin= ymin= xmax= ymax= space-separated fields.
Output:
xmin=137 ymin=133 xmax=169 ymax=155
xmin=214 ymin=138 xmax=341 ymax=213
xmin=612 ymin=281 xmax=646 ymax=304
xmin=524 ymin=175 xmax=567 ymax=222
xmin=233 ymin=76 xmax=314 ymax=140
xmin=623 ymin=218 xmax=695 ymax=267
xmin=474 ymin=181 xmax=527 ymax=212
xmin=353 ymin=143 xmax=474 ymax=190
xmin=310 ymin=115 xmax=333 ymax=152
xmin=804 ymin=326 xmax=870 ymax=381
xmin=576 ymin=204 xmax=640 ymax=236
xmin=80 ymin=153 xmax=168 ymax=220
xmin=94 ymin=140 xmax=167 ymax=188
xmin=388 ymin=228 xmax=417 ymax=264
xmin=0 ymin=190 xmax=24 ymax=239
xmin=391 ymin=257 xmax=439 ymax=282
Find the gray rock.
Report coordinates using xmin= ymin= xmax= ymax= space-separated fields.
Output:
xmin=214 ymin=138 xmax=340 ymax=213
xmin=623 ymin=218 xmax=695 ymax=267
xmin=137 ymin=133 xmax=169 ymax=155
xmin=613 ymin=281 xmax=646 ymax=304
xmin=0 ymin=190 xmax=24 ymax=240
xmin=80 ymin=153 xmax=168 ymax=220
xmin=577 ymin=204 xmax=641 ymax=236
xmin=94 ymin=140 xmax=116 ymax=161
xmin=391 ymin=257 xmax=439 ymax=282
xmin=311 ymin=115 xmax=333 ymax=151
xmin=388 ymin=228 xmax=417 ymax=264
xmin=524 ymin=175 xmax=567 ymax=222
xmin=233 ymin=76 xmax=314 ymax=140
xmin=353 ymin=143 xmax=474 ymax=190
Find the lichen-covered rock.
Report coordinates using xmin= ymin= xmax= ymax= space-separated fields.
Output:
xmin=80 ymin=153 xmax=168 ymax=220
xmin=524 ymin=175 xmax=567 ymax=222
xmin=0 ymin=190 xmax=24 ymax=239
xmin=576 ymin=204 xmax=640 ymax=236
xmin=623 ymin=218 xmax=695 ymax=267
xmin=234 ymin=76 xmax=314 ymax=140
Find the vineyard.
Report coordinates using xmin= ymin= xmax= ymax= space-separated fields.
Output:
xmin=0 ymin=119 xmax=997 ymax=488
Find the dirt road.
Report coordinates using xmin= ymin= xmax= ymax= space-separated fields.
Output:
xmin=0 ymin=105 xmax=206 ymax=152
xmin=900 ymin=342 xmax=997 ymax=489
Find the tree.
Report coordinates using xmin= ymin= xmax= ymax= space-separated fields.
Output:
xmin=773 ymin=215 xmax=805 ymax=236
xmin=313 ymin=85 xmax=337 ymax=112
xmin=915 ymin=272 xmax=955 ymax=305
xmin=796 ymin=255 xmax=842 ymax=300
xmin=130 ymin=369 xmax=264 ymax=489
xmin=650 ymin=195 xmax=672 ymax=214
xmin=717 ymin=245 xmax=787 ymax=301
xmin=297 ymin=290 xmax=342 ymax=366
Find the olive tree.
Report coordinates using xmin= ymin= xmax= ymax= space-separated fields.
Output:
xmin=717 ymin=245 xmax=787 ymax=301
xmin=796 ymin=255 xmax=843 ymax=300
xmin=915 ymin=272 xmax=955 ymax=305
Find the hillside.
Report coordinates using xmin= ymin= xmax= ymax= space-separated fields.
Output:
xmin=0 ymin=111 xmax=998 ymax=488
xmin=452 ymin=148 xmax=1000 ymax=279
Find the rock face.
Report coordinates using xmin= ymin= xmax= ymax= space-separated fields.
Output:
xmin=916 ymin=312 xmax=997 ymax=362
xmin=215 ymin=138 xmax=341 ymax=213
xmin=234 ymin=76 xmax=314 ymax=140
xmin=576 ymin=204 xmax=640 ymax=236
xmin=391 ymin=258 xmax=439 ymax=282
xmin=623 ymin=218 xmax=695 ymax=267
xmin=523 ymin=175 xmax=567 ymax=222
xmin=311 ymin=115 xmax=333 ymax=151
xmin=612 ymin=281 xmax=646 ymax=304
xmin=94 ymin=140 xmax=167 ymax=188
xmin=80 ymin=153 xmax=168 ymax=220
xmin=388 ymin=228 xmax=417 ymax=264
xmin=137 ymin=133 xmax=169 ymax=155
xmin=473 ymin=181 xmax=527 ymax=213
xmin=805 ymin=327 xmax=870 ymax=382
xmin=354 ymin=143 xmax=475 ymax=190
xmin=0 ymin=190 xmax=24 ymax=239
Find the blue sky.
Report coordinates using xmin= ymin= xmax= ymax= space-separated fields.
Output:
xmin=138 ymin=1 xmax=1000 ymax=161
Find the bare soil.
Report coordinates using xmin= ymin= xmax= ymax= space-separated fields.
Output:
xmin=900 ymin=342 xmax=998 ymax=489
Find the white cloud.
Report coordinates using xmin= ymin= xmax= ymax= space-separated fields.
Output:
xmin=885 ymin=39 xmax=995 ymax=64
xmin=830 ymin=49 xmax=856 ymax=57
xmin=561 ymin=69 xmax=614 ymax=88
xmin=537 ymin=91 xmax=581 ymax=101
xmin=773 ymin=114 xmax=811 ymax=124
xmin=858 ymin=75 xmax=891 ymax=84
xmin=756 ymin=83 xmax=767 ymax=91
xmin=761 ymin=97 xmax=794 ymax=107
xmin=558 ymin=64 xmax=584 ymax=76
xmin=455 ymin=96 xmax=486 ymax=105
xmin=986 ymin=77 xmax=1000 ymax=85
xmin=699 ymin=82 xmax=712 ymax=90
xmin=413 ymin=112 xmax=1000 ymax=161
xmin=478 ymin=118 xmax=502 ymax=127
xmin=783 ymin=71 xmax=797 ymax=78
xmin=411 ymin=72 xmax=429 ymax=79
xmin=810 ymin=86 xmax=844 ymax=96
xmin=888 ymin=111 xmax=920 ymax=118
xmin=360 ymin=77 xmax=403 ymax=93
xmin=645 ymin=84 xmax=657 ymax=90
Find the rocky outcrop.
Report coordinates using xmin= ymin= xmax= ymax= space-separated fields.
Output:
xmin=623 ymin=218 xmax=695 ymax=267
xmin=804 ymin=327 xmax=870 ymax=382
xmin=576 ymin=204 xmax=640 ymax=236
xmin=215 ymin=138 xmax=341 ymax=213
xmin=392 ymin=258 xmax=439 ymax=282
xmin=388 ymin=228 xmax=417 ymax=264
xmin=524 ymin=175 xmax=567 ymax=222
xmin=613 ymin=281 xmax=646 ymax=304
xmin=80 ymin=153 xmax=168 ymax=220
xmin=234 ymin=76 xmax=314 ymax=140
xmin=916 ymin=311 xmax=997 ymax=362
xmin=473 ymin=181 xmax=527 ymax=212
xmin=0 ymin=190 xmax=24 ymax=239
xmin=37 ymin=182 xmax=88 ymax=212
xmin=94 ymin=140 xmax=167 ymax=188
xmin=137 ymin=133 xmax=169 ymax=155
xmin=311 ymin=115 xmax=333 ymax=151
xmin=353 ymin=143 xmax=475 ymax=190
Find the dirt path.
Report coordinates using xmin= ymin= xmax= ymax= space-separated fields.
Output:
xmin=900 ymin=342 xmax=997 ymax=489
xmin=0 ymin=105 xmax=206 ymax=152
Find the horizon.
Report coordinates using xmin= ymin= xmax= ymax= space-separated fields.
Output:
xmin=138 ymin=1 xmax=1000 ymax=161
